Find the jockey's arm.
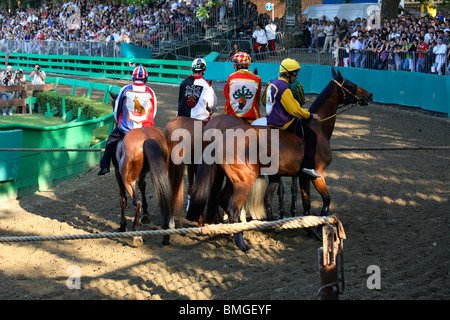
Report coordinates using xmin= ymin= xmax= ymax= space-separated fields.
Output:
xmin=280 ymin=88 xmax=311 ymax=119
xmin=207 ymin=87 xmax=218 ymax=113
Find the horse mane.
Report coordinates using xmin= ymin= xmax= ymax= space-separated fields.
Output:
xmin=308 ymin=80 xmax=335 ymax=113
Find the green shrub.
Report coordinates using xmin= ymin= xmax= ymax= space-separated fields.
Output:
xmin=35 ymin=91 xmax=113 ymax=119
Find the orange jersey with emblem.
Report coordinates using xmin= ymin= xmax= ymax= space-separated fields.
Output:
xmin=224 ymin=69 xmax=262 ymax=123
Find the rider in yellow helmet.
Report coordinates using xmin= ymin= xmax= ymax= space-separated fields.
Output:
xmin=265 ymin=58 xmax=321 ymax=178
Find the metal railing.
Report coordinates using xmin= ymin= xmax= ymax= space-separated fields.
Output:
xmin=0 ymin=40 xmax=121 ymax=58
xmin=334 ymin=48 xmax=449 ymax=75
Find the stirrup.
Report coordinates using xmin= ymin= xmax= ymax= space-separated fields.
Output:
xmin=185 ymin=195 xmax=191 ymax=213
xmin=301 ymin=168 xmax=321 ymax=178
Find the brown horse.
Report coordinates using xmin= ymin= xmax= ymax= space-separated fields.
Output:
xmin=164 ymin=116 xmax=205 ymax=226
xmin=109 ymin=92 xmax=173 ymax=245
xmin=186 ymin=68 xmax=373 ymax=250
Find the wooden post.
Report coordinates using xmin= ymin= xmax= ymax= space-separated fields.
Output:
xmin=318 ymin=224 xmax=341 ymax=300
xmin=0 ymin=85 xmax=27 ymax=114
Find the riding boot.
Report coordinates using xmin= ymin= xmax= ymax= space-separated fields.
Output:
xmin=285 ymin=119 xmax=321 ymax=178
xmin=98 ymin=128 xmax=124 ymax=175
xmin=301 ymin=125 xmax=321 ymax=178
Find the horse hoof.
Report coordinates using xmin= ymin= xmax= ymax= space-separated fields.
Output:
xmin=141 ymin=215 xmax=151 ymax=224
xmin=233 ymin=232 xmax=251 ymax=252
xmin=132 ymin=236 xmax=144 ymax=247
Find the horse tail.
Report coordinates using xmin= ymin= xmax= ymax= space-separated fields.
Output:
xmin=142 ymin=139 xmax=173 ymax=227
xmin=186 ymin=160 xmax=218 ymax=222
xmin=168 ymin=158 xmax=185 ymax=224
xmin=245 ymin=175 xmax=267 ymax=220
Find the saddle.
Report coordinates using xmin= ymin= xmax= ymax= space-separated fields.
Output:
xmin=251 ymin=117 xmax=267 ymax=126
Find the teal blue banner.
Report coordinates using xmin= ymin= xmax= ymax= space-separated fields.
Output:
xmin=205 ymin=62 xmax=448 ymax=117
xmin=120 ymin=43 xmax=153 ymax=59
xmin=0 ymin=129 xmax=22 ymax=182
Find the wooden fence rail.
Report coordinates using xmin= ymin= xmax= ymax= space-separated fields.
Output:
xmin=0 ymin=84 xmax=57 ymax=114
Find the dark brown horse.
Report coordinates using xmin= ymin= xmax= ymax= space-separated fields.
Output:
xmin=109 ymin=92 xmax=173 ymax=245
xmin=186 ymin=68 xmax=373 ymax=250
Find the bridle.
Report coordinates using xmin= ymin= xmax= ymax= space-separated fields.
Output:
xmin=333 ymin=79 xmax=361 ymax=105
xmin=319 ymin=79 xmax=362 ymax=123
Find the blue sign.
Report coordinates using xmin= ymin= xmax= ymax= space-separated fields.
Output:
xmin=265 ymin=3 xmax=273 ymax=11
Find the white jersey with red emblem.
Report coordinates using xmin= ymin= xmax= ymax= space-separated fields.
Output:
xmin=114 ymin=81 xmax=157 ymax=133
xmin=224 ymin=69 xmax=262 ymax=123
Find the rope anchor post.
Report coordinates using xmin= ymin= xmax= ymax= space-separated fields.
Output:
xmin=317 ymin=223 xmax=346 ymax=300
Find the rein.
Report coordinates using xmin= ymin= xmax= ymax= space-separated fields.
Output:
xmin=319 ymin=80 xmax=361 ymax=123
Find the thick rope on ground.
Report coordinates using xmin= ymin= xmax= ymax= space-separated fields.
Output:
xmin=1 ymin=146 xmax=449 ymax=153
xmin=331 ymin=146 xmax=450 ymax=151
xmin=0 ymin=215 xmax=339 ymax=243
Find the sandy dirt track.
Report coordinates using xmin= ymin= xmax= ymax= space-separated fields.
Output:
xmin=0 ymin=79 xmax=449 ymax=301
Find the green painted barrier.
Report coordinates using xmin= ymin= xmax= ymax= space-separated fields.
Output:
xmin=0 ymin=52 xmax=191 ymax=84
xmin=0 ymin=115 xmax=114 ymax=202
xmin=0 ymin=77 xmax=119 ymax=202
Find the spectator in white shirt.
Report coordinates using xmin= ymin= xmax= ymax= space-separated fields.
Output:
xmin=265 ymin=19 xmax=277 ymax=52
xmin=252 ymin=24 xmax=267 ymax=53
xmin=29 ymin=64 xmax=46 ymax=85
xmin=433 ymin=37 xmax=447 ymax=75
xmin=322 ymin=21 xmax=335 ymax=53
xmin=349 ymin=35 xmax=359 ymax=67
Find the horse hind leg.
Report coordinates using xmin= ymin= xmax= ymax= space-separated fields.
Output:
xmin=311 ymin=173 xmax=331 ymax=216
xmin=290 ymin=176 xmax=298 ymax=217
xmin=138 ymin=176 xmax=150 ymax=224
xmin=264 ymin=176 xmax=280 ymax=220
xmin=299 ymin=174 xmax=312 ymax=216
xmin=169 ymin=161 xmax=185 ymax=227
xmin=115 ymin=169 xmax=127 ymax=232
xmin=226 ymin=180 xmax=256 ymax=252
xmin=277 ymin=178 xmax=286 ymax=219
xmin=185 ymin=164 xmax=195 ymax=213
xmin=205 ymin=169 xmax=225 ymax=224
xmin=122 ymin=176 xmax=144 ymax=246
xmin=119 ymin=168 xmax=144 ymax=246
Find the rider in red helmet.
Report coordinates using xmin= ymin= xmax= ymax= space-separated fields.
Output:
xmin=224 ymin=52 xmax=262 ymax=123
xmin=98 ymin=66 xmax=157 ymax=175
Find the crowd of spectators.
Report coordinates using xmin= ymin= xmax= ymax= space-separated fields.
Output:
xmin=0 ymin=0 xmax=261 ymax=48
xmin=300 ymin=10 xmax=450 ymax=75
